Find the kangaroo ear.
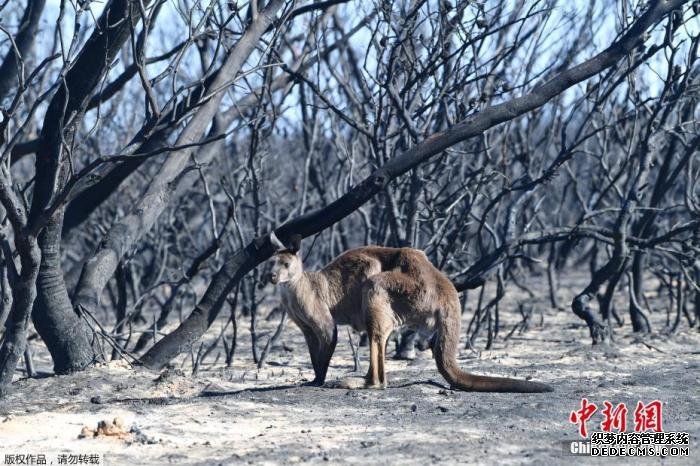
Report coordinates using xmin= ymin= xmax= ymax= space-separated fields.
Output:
xmin=288 ymin=234 xmax=302 ymax=253
xmin=269 ymin=231 xmax=286 ymax=252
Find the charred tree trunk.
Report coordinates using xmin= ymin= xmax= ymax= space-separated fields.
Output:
xmin=599 ymin=267 xmax=624 ymax=328
xmin=32 ymin=212 xmax=96 ymax=373
xmin=571 ymin=250 xmax=625 ymax=344
xmin=0 ymin=236 xmax=40 ymax=396
xmin=111 ymin=262 xmax=128 ymax=360
xmin=695 ymin=260 xmax=700 ymax=329
xmin=547 ymin=242 xmax=559 ymax=309
xmin=0 ymin=0 xmax=47 ymax=100
xmin=0 ymin=252 xmax=13 ymax=332
xmin=629 ymin=253 xmax=652 ymax=333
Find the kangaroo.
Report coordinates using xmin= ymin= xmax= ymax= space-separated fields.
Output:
xmin=266 ymin=234 xmax=552 ymax=393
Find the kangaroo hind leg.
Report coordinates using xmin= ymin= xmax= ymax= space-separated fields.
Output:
xmin=363 ymin=275 xmax=400 ymax=389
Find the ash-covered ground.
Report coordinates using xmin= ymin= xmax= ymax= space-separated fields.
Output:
xmin=1 ymin=274 xmax=697 ymax=465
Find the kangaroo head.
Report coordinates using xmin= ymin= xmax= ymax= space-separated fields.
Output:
xmin=266 ymin=232 xmax=303 ymax=284
xmin=268 ymin=251 xmax=303 ymax=284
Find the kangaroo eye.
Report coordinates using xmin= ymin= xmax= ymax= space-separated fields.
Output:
xmin=283 ymin=263 xmax=289 ymax=268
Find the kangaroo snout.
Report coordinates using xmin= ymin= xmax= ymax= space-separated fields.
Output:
xmin=267 ymin=272 xmax=279 ymax=284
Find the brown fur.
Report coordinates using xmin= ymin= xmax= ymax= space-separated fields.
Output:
xmin=268 ymin=246 xmax=552 ymax=392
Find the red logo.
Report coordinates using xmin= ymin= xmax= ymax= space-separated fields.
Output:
xmin=570 ymin=399 xmax=664 ymax=438
xmin=570 ymin=398 xmax=598 ymax=438
xmin=601 ymin=401 xmax=628 ymax=433
xmin=634 ymin=400 xmax=663 ymax=432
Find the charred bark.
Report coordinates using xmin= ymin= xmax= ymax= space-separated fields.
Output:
xmin=0 ymin=235 xmax=40 ymax=396
xmin=32 ymin=211 xmax=96 ymax=373
xmin=629 ymin=253 xmax=652 ymax=333
xmin=0 ymin=0 xmax=47 ymax=101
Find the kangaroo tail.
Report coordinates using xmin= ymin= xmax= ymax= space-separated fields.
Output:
xmin=433 ymin=306 xmax=553 ymax=393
